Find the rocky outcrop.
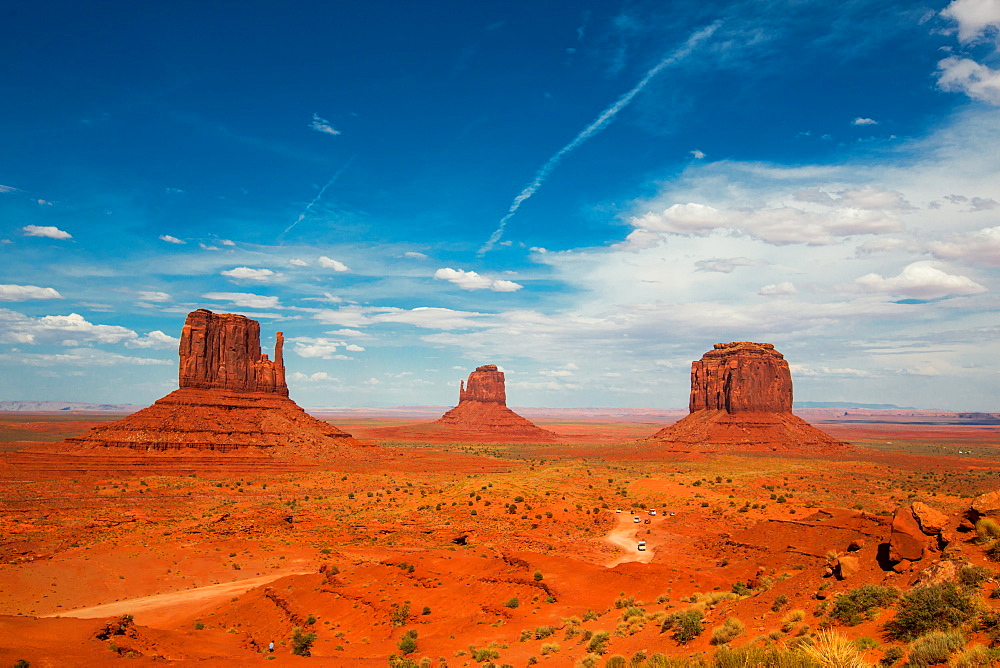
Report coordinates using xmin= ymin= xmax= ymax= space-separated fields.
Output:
xmin=434 ymin=365 xmax=557 ymax=442
xmin=53 ymin=309 xmax=359 ymax=456
xmin=888 ymin=502 xmax=952 ymax=570
xmin=970 ymin=490 xmax=1000 ymax=520
xmin=689 ymin=342 xmax=792 ymax=413
xmin=647 ymin=342 xmax=846 ymax=452
xmin=179 ymin=309 xmax=287 ymax=395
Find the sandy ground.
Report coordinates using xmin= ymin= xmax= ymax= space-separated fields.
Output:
xmin=604 ymin=510 xmax=655 ymax=567
xmin=43 ymin=570 xmax=311 ymax=627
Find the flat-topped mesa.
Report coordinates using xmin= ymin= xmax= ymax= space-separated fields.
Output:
xmin=690 ymin=341 xmax=792 ymax=414
xmin=458 ymin=364 xmax=506 ymax=404
xmin=179 ymin=309 xmax=288 ymax=395
xmin=647 ymin=341 xmax=846 ymax=453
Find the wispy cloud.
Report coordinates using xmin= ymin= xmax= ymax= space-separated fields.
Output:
xmin=434 ymin=267 xmax=523 ymax=292
xmin=318 ymin=256 xmax=350 ymax=272
xmin=280 ymin=155 xmax=356 ymax=240
xmin=158 ymin=234 xmax=186 ymax=244
xmin=478 ymin=21 xmax=721 ymax=255
xmin=310 ymin=113 xmax=340 ymax=136
xmin=202 ymin=292 xmax=280 ymax=308
xmin=220 ymin=267 xmax=280 ymax=281
xmin=0 ymin=284 xmax=63 ymax=301
xmin=852 ymin=117 xmax=878 ymax=125
xmin=23 ymin=225 xmax=71 ymax=240
xmin=0 ymin=185 xmax=21 ymax=193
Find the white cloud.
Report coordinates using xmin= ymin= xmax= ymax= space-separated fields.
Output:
xmin=159 ymin=234 xmax=185 ymax=244
xmin=221 ymin=239 xmax=235 ymax=246
xmin=221 ymin=267 xmax=279 ymax=281
xmin=288 ymin=371 xmax=337 ymax=382
xmin=790 ymin=364 xmax=876 ymax=378
xmin=373 ymin=306 xmax=490 ymax=330
xmin=0 ymin=185 xmax=20 ymax=193
xmin=937 ymin=56 xmax=1000 ymax=105
xmin=854 ymin=261 xmax=987 ymax=299
xmin=404 ymin=251 xmax=428 ymax=259
xmin=690 ymin=149 xmax=706 ymax=159
xmin=758 ymin=281 xmax=797 ymax=296
xmin=941 ymin=0 xmax=1000 ymax=44
xmin=124 ymin=330 xmax=180 ymax=349
xmin=0 ymin=285 xmax=63 ymax=301
xmin=22 ymin=225 xmax=71 ymax=240
xmin=694 ymin=257 xmax=768 ymax=273
xmin=0 ymin=309 xmax=139 ymax=346
xmin=344 ymin=344 xmax=365 ymax=352
xmin=289 ymin=258 xmax=309 ymax=266
xmin=136 ymin=291 xmax=171 ymax=303
xmin=318 ymin=256 xmax=350 ymax=272
xmin=0 ymin=348 xmax=172 ymax=367
xmin=928 ymin=225 xmax=1000 ymax=265
xmin=202 ymin=292 xmax=280 ymax=309
xmin=434 ymin=267 xmax=524 ymax=291
xmin=310 ymin=113 xmax=341 ymax=136
xmin=852 ymin=117 xmax=878 ymax=125
xmin=855 ymin=238 xmax=921 ymax=256
xmin=294 ymin=341 xmax=342 ymax=358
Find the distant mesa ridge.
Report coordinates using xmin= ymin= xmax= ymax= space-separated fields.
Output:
xmin=434 ymin=364 xmax=557 ymax=441
xmin=648 ymin=341 xmax=847 ymax=453
xmin=50 ymin=309 xmax=359 ymax=455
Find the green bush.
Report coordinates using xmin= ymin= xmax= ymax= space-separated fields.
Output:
xmin=881 ymin=646 xmax=905 ymax=665
xmin=830 ymin=584 xmax=899 ymax=626
xmin=713 ymin=645 xmax=815 ymax=667
xmin=540 ymin=643 xmax=560 ymax=655
xmin=709 ymin=617 xmax=745 ymax=645
xmin=397 ymin=629 xmax=418 ymax=655
xmin=533 ymin=571 xmax=543 ymax=581
xmin=905 ymin=630 xmax=964 ymax=667
xmin=662 ymin=609 xmax=703 ymax=644
xmin=884 ymin=583 xmax=978 ymax=640
xmin=587 ymin=631 xmax=611 ymax=655
xmin=958 ymin=565 xmax=992 ymax=589
xmin=503 ymin=596 xmax=520 ymax=609
xmin=949 ymin=644 xmax=1000 ymax=667
xmin=290 ymin=627 xmax=317 ymax=656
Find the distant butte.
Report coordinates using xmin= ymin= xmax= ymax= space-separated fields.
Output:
xmin=433 ymin=365 xmax=558 ymax=442
xmin=647 ymin=341 xmax=847 ymax=452
xmin=50 ymin=309 xmax=360 ymax=456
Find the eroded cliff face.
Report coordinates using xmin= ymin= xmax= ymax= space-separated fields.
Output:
xmin=54 ymin=309 xmax=358 ymax=455
xmin=458 ymin=365 xmax=506 ymax=405
xmin=179 ymin=309 xmax=288 ymax=396
xmin=689 ymin=341 xmax=792 ymax=414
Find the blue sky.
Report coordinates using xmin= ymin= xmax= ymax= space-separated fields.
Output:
xmin=2 ymin=0 xmax=998 ymax=410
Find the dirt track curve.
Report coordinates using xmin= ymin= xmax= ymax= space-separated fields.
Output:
xmin=604 ymin=511 xmax=655 ymax=567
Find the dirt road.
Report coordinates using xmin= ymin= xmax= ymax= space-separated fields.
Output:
xmin=604 ymin=512 xmax=654 ymax=567
xmin=44 ymin=570 xmax=311 ymax=627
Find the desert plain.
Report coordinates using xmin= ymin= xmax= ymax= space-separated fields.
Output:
xmin=1 ymin=406 xmax=999 ymax=667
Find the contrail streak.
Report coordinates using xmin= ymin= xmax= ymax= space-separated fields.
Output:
xmin=280 ymin=154 xmax=357 ymax=242
xmin=478 ymin=22 xmax=721 ymax=256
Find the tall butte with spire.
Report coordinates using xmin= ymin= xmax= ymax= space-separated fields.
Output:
xmin=647 ymin=341 xmax=846 ymax=452
xmin=433 ymin=364 xmax=557 ymax=441
xmin=56 ymin=309 xmax=358 ymax=455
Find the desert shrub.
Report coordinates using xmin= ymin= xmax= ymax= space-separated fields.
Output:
xmin=904 ymin=630 xmax=964 ymax=666
xmin=622 ymin=606 xmax=645 ymax=621
xmin=503 ymin=596 xmax=520 ymax=609
xmin=540 ymin=643 xmax=560 ymax=655
xmin=830 ymin=584 xmax=899 ymax=626
xmin=949 ymin=643 xmax=1000 ymax=667
xmin=391 ymin=601 xmax=411 ymax=626
xmin=854 ymin=636 xmax=879 ymax=651
xmin=12 ymin=661 xmax=30 ymax=668
xmin=709 ymin=617 xmax=745 ymax=645
xmin=662 ymin=609 xmax=703 ymax=644
xmin=604 ymin=655 xmax=627 ymax=668
xmin=975 ymin=518 xmax=1000 ymax=542
xmin=958 ymin=565 xmax=992 ymax=589
xmin=583 ymin=609 xmax=600 ymax=622
xmin=397 ymin=629 xmax=418 ymax=655
xmin=881 ymin=646 xmax=905 ymax=665
xmin=731 ymin=581 xmax=752 ymax=596
xmin=587 ymin=631 xmax=611 ymax=655
xmin=713 ymin=645 xmax=814 ymax=668
xmin=290 ymin=627 xmax=317 ymax=656
xmin=470 ymin=646 xmax=499 ymax=661
xmin=772 ymin=594 xmax=789 ymax=612
xmin=800 ymin=630 xmax=867 ymax=667
xmin=533 ymin=571 xmax=543 ymax=581
xmin=884 ymin=583 xmax=978 ymax=641
xmin=985 ymin=542 xmax=1000 ymax=563
xmin=614 ymin=595 xmax=637 ymax=609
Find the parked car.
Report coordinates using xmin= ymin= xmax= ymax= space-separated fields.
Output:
xmin=633 ymin=517 xmax=641 ymax=524
xmin=637 ymin=541 xmax=646 ymax=551
xmin=615 ymin=508 xmax=622 ymax=513
xmin=648 ymin=509 xmax=657 ymax=516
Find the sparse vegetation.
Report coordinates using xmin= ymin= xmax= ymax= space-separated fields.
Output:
xmin=709 ymin=617 xmax=745 ymax=645
xmin=830 ymin=584 xmax=899 ymax=626
xmin=290 ymin=627 xmax=317 ymax=657
xmin=883 ymin=583 xmax=978 ymax=640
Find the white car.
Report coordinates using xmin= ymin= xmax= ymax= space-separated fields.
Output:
xmin=615 ymin=508 xmax=622 ymax=513
xmin=648 ymin=509 xmax=657 ymax=516
xmin=637 ymin=541 xmax=646 ymax=551
xmin=633 ymin=517 xmax=641 ymax=524
xmin=669 ymin=512 xmax=676 ymax=516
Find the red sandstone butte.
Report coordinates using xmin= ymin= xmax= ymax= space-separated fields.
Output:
xmin=433 ymin=365 xmax=557 ymax=441
xmin=648 ymin=342 xmax=846 ymax=453
xmin=51 ymin=309 xmax=359 ymax=455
